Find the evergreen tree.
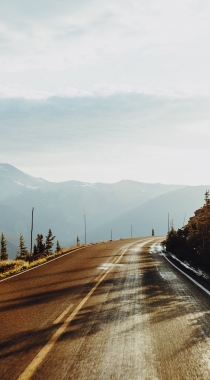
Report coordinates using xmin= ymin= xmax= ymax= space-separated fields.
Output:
xmin=0 ymin=233 xmax=8 ymax=260
xmin=34 ymin=234 xmax=45 ymax=256
xmin=76 ymin=235 xmax=80 ymax=246
xmin=165 ymin=191 xmax=210 ymax=267
xmin=152 ymin=228 xmax=155 ymax=236
xmin=45 ymin=229 xmax=55 ymax=255
xmin=55 ymin=240 xmax=61 ymax=253
xmin=16 ymin=234 xmax=29 ymax=260
xmin=33 ymin=244 xmax=38 ymax=256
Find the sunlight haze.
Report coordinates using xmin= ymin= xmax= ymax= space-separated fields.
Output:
xmin=1 ymin=0 xmax=210 ymax=185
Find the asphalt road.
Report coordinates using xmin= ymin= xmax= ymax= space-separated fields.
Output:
xmin=1 ymin=237 xmax=210 ymax=380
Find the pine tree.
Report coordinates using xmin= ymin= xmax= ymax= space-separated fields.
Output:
xmin=34 ymin=234 xmax=45 ymax=256
xmin=204 ymin=190 xmax=210 ymax=246
xmin=76 ymin=235 xmax=80 ymax=246
xmin=55 ymin=240 xmax=61 ymax=253
xmin=16 ymin=234 xmax=29 ymax=260
xmin=45 ymin=229 xmax=55 ymax=255
xmin=33 ymin=244 xmax=38 ymax=256
xmin=0 ymin=233 xmax=8 ymax=260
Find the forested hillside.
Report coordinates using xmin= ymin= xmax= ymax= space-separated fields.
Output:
xmin=165 ymin=190 xmax=210 ymax=270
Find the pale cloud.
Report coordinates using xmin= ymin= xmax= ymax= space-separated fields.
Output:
xmin=1 ymin=1 xmax=210 ymax=185
xmin=0 ymin=94 xmax=210 ymax=185
xmin=0 ymin=0 xmax=210 ymax=97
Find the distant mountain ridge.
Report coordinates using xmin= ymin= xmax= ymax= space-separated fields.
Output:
xmin=0 ymin=163 xmax=48 ymax=200
xmin=0 ymin=163 xmax=201 ymax=259
xmin=86 ymin=185 xmax=210 ymax=242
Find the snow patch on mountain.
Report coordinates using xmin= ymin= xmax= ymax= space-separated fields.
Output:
xmin=0 ymin=165 xmax=9 ymax=171
xmin=14 ymin=181 xmax=39 ymax=190
xmin=74 ymin=183 xmax=97 ymax=188
xmin=14 ymin=181 xmax=24 ymax=186
xmin=26 ymin=185 xmax=39 ymax=190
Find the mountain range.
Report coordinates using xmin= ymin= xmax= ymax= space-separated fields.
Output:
xmin=0 ymin=164 xmax=208 ymax=259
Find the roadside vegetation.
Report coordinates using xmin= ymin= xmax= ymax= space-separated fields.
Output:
xmin=0 ymin=244 xmax=87 ymax=278
xmin=0 ymin=233 xmax=8 ymax=260
xmin=164 ymin=190 xmax=210 ymax=270
xmin=0 ymin=229 xmax=86 ymax=278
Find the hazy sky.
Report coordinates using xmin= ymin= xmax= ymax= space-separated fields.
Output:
xmin=1 ymin=0 xmax=210 ymax=185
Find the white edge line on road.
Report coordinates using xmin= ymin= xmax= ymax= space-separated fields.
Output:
xmin=0 ymin=246 xmax=86 ymax=283
xmin=0 ymin=238 xmax=153 ymax=283
xmin=16 ymin=241 xmax=136 ymax=380
xmin=17 ymin=239 xmax=152 ymax=380
xmin=163 ymin=253 xmax=210 ymax=296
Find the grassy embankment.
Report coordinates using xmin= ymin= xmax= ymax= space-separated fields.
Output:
xmin=0 ymin=245 xmax=87 ymax=279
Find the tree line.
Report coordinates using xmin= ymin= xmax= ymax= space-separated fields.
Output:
xmin=164 ymin=190 xmax=210 ymax=269
xmin=0 ymin=229 xmax=61 ymax=261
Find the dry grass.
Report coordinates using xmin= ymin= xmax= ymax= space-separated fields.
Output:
xmin=0 ymin=244 xmax=88 ymax=278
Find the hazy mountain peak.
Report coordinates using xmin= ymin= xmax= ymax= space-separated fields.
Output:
xmin=0 ymin=164 xmax=50 ymax=202
xmin=0 ymin=163 xmax=46 ymax=183
xmin=0 ymin=163 xmax=195 ymax=259
xmin=0 ymin=163 xmax=13 ymax=172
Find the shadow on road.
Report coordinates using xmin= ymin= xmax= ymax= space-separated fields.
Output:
xmin=1 ymin=244 xmax=210 ymax=369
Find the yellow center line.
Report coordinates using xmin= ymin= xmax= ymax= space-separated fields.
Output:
xmin=53 ymin=303 xmax=74 ymax=325
xmin=17 ymin=240 xmax=147 ymax=380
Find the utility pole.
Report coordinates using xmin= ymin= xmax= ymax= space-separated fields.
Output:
xmin=168 ymin=212 xmax=169 ymax=234
xmin=183 ymin=213 xmax=186 ymax=227
xmin=84 ymin=214 xmax=86 ymax=244
xmin=131 ymin=224 xmax=132 ymax=238
xmin=111 ymin=229 xmax=112 ymax=241
xmin=30 ymin=207 xmax=34 ymax=256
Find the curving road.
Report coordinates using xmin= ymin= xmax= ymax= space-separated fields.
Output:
xmin=1 ymin=237 xmax=210 ymax=380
